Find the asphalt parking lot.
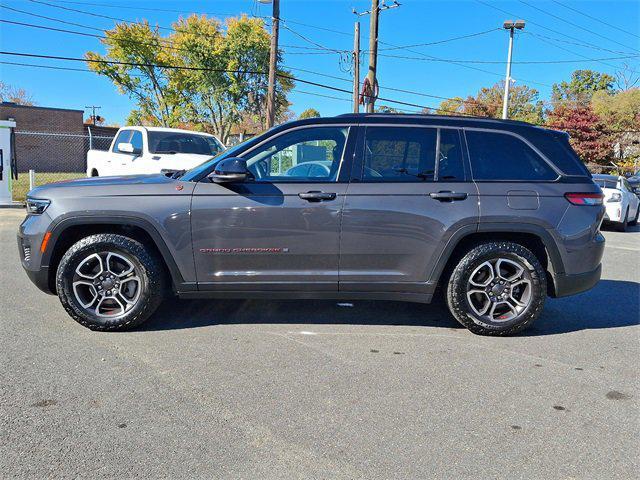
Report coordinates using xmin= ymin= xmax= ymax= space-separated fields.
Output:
xmin=1 ymin=208 xmax=638 ymax=479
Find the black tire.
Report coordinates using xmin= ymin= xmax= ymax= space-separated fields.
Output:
xmin=628 ymin=206 xmax=639 ymax=226
xmin=56 ymin=234 xmax=166 ymax=331
xmin=446 ymin=242 xmax=546 ymax=336
xmin=616 ymin=208 xmax=629 ymax=232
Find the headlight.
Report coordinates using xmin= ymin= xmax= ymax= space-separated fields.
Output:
xmin=26 ymin=197 xmax=51 ymax=214
xmin=607 ymin=192 xmax=622 ymax=203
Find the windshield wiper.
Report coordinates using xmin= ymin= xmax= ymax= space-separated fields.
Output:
xmin=154 ymin=150 xmax=178 ymax=154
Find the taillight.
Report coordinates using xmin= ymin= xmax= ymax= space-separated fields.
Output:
xmin=564 ymin=193 xmax=604 ymax=206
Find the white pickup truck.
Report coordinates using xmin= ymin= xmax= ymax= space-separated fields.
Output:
xmin=87 ymin=126 xmax=225 ymax=177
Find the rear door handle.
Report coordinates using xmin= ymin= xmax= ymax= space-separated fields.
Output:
xmin=429 ymin=191 xmax=468 ymax=201
xmin=298 ymin=191 xmax=337 ymax=202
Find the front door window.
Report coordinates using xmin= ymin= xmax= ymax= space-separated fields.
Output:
xmin=242 ymin=127 xmax=348 ymax=182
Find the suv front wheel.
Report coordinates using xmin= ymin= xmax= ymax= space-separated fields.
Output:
xmin=447 ymin=242 xmax=546 ymax=336
xmin=56 ymin=234 xmax=166 ymax=331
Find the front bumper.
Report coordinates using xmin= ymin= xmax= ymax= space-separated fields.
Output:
xmin=551 ymin=264 xmax=602 ymax=298
xmin=17 ymin=213 xmax=56 ymax=295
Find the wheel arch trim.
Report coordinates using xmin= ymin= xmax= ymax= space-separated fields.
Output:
xmin=43 ymin=213 xmax=190 ymax=291
xmin=428 ymin=222 xmax=566 ymax=286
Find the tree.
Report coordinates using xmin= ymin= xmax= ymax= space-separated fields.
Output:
xmin=298 ymin=108 xmax=320 ymax=119
xmin=547 ymin=104 xmax=610 ymax=170
xmin=168 ymin=15 xmax=293 ymax=143
xmin=592 ymin=88 xmax=640 ymax=172
xmin=375 ymin=105 xmax=402 ymax=114
xmin=614 ymin=63 xmax=639 ymax=91
xmin=437 ymin=82 xmax=543 ymax=124
xmin=86 ymin=15 xmax=294 ymax=142
xmin=0 ymin=81 xmax=36 ymax=105
xmin=551 ymin=69 xmax=615 ymax=106
xmin=86 ymin=21 xmax=181 ymax=126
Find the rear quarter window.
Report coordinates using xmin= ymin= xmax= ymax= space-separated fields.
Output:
xmin=527 ymin=129 xmax=590 ymax=177
xmin=466 ymin=130 xmax=558 ymax=181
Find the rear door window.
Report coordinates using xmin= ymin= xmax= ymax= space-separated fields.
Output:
xmin=466 ymin=130 xmax=558 ymax=181
xmin=437 ymin=128 xmax=465 ymax=181
xmin=363 ymin=126 xmax=437 ymax=182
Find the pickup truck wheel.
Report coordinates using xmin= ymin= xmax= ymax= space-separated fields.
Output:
xmin=446 ymin=242 xmax=546 ymax=336
xmin=55 ymin=234 xmax=166 ymax=331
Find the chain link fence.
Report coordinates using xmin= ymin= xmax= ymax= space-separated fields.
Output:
xmin=12 ymin=129 xmax=114 ymax=202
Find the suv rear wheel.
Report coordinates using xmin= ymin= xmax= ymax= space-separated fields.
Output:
xmin=56 ymin=234 xmax=166 ymax=331
xmin=446 ymin=242 xmax=546 ymax=336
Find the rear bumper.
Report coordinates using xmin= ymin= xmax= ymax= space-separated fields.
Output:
xmin=551 ymin=264 xmax=601 ymax=298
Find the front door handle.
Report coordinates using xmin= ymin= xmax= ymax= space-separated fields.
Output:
xmin=429 ymin=191 xmax=468 ymax=201
xmin=298 ymin=191 xmax=337 ymax=202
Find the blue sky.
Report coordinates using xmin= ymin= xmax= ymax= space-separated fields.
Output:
xmin=1 ymin=0 xmax=638 ymax=125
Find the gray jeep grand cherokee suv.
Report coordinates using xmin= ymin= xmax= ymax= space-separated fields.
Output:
xmin=18 ymin=114 xmax=605 ymax=335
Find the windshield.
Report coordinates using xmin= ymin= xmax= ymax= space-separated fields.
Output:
xmin=593 ymin=178 xmax=617 ymax=189
xmin=147 ymin=131 xmax=224 ymax=155
xmin=179 ymin=133 xmax=268 ymax=181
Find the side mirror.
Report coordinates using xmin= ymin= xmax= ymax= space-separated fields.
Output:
xmin=208 ymin=157 xmax=249 ymax=183
xmin=118 ymin=142 xmax=141 ymax=155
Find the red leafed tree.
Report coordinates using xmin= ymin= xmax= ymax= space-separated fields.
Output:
xmin=546 ymin=104 xmax=611 ymax=171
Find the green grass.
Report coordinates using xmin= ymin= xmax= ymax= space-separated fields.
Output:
xmin=12 ymin=172 xmax=85 ymax=203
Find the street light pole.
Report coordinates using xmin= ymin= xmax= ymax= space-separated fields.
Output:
xmin=265 ymin=0 xmax=280 ymax=129
xmin=353 ymin=21 xmax=360 ymax=113
xmin=501 ymin=20 xmax=525 ymax=120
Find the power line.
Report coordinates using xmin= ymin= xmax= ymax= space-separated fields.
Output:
xmin=521 ymin=31 xmax=636 ymax=73
xmin=376 ymin=28 xmax=501 ymax=51
xmin=0 ymin=5 xmax=337 ymax=55
xmin=27 ymin=0 xmax=346 ymax=54
xmin=3 ymin=58 xmax=639 ymax=133
xmin=279 ymin=23 xmax=347 ymax=54
xmin=517 ymin=0 xmax=639 ymax=53
xmin=53 ymin=0 xmax=247 ymax=17
xmin=377 ymin=52 xmax=639 ymax=65
xmin=1 ymin=8 xmax=516 ymax=109
xmin=550 ymin=0 xmax=640 ymax=40
xmin=0 ymin=50 xmax=446 ymax=112
xmin=474 ymin=0 xmax=638 ymax=61
xmin=54 ymin=0 xmax=355 ymax=37
xmin=522 ymin=31 xmax=635 ymax=56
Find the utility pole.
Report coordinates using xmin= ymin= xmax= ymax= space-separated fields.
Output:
xmin=85 ymin=105 xmax=101 ymax=125
xmin=366 ymin=0 xmax=379 ymax=113
xmin=265 ymin=0 xmax=280 ymax=129
xmin=353 ymin=1 xmax=400 ymax=113
xmin=501 ymin=20 xmax=525 ymax=120
xmin=352 ymin=21 xmax=360 ymax=113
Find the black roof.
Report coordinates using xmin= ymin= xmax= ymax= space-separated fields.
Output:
xmin=276 ymin=113 xmax=558 ymax=136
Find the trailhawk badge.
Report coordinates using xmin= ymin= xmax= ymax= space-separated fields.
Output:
xmin=199 ymin=247 xmax=290 ymax=254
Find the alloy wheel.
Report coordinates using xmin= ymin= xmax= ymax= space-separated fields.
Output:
xmin=72 ymin=251 xmax=142 ymax=317
xmin=466 ymin=258 xmax=533 ymax=322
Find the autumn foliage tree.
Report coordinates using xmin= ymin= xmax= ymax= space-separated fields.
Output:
xmin=437 ymin=82 xmax=544 ymax=124
xmin=546 ymin=104 xmax=610 ymax=171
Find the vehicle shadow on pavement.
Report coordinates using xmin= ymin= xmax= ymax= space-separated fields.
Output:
xmin=140 ymin=296 xmax=461 ymax=332
xmin=523 ymin=279 xmax=639 ymax=336
xmin=139 ymin=280 xmax=639 ymax=335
